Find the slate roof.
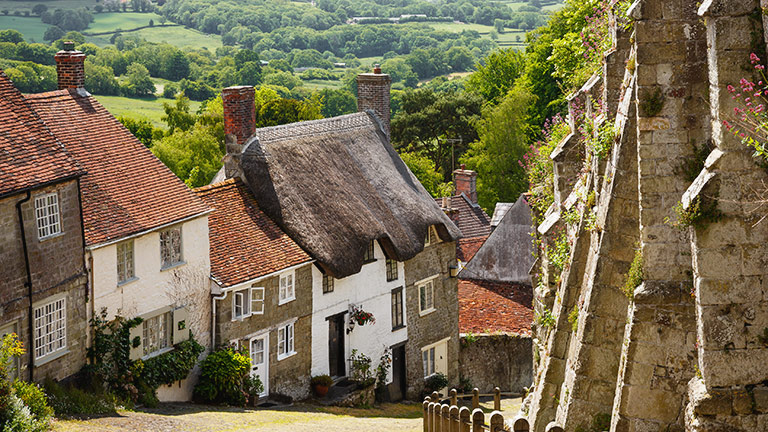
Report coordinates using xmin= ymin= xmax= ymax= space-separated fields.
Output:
xmin=435 ymin=193 xmax=491 ymax=239
xmin=458 ymin=278 xmax=532 ymax=336
xmin=195 ymin=179 xmax=312 ymax=288
xmin=490 ymin=202 xmax=514 ymax=227
xmin=25 ymin=89 xmax=209 ymax=246
xmin=0 ymin=70 xmax=83 ymax=198
xmin=239 ymin=111 xmax=461 ymax=279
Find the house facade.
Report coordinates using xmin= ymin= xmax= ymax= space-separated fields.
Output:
xmin=23 ymin=44 xmax=212 ymax=401
xmin=195 ymin=179 xmax=314 ymax=401
xmin=0 ymin=70 xmax=88 ymax=383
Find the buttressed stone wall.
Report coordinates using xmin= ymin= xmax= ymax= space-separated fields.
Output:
xmin=524 ymin=0 xmax=768 ymax=430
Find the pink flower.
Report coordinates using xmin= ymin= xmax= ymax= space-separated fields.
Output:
xmin=751 ymin=53 xmax=761 ymax=64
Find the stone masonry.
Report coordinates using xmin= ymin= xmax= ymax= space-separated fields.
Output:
xmin=524 ymin=0 xmax=768 ymax=430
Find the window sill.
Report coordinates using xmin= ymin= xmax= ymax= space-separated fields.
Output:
xmin=38 ymin=232 xmax=65 ymax=242
xmin=141 ymin=346 xmax=173 ymax=360
xmin=117 ymin=276 xmax=139 ymax=287
xmin=386 ymin=278 xmax=399 ymax=283
xmin=277 ymin=351 xmax=296 ymax=361
xmin=362 ymin=259 xmax=377 ymax=265
xmin=161 ymin=261 xmax=186 ymax=272
xmin=419 ymin=307 xmax=436 ymax=317
xmin=231 ymin=310 xmax=265 ymax=322
xmin=35 ymin=348 xmax=70 ymax=366
xmin=391 ymin=325 xmax=406 ymax=332
xmin=322 ymin=290 xmax=334 ymax=295
xmin=278 ymin=296 xmax=296 ymax=306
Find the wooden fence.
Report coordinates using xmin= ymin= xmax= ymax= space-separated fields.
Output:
xmin=422 ymin=388 xmax=565 ymax=432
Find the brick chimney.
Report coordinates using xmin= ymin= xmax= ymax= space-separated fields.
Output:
xmin=357 ymin=65 xmax=391 ymax=136
xmin=54 ymin=41 xmax=86 ymax=90
xmin=454 ymin=164 xmax=478 ymax=204
xmin=221 ymin=85 xmax=255 ymax=179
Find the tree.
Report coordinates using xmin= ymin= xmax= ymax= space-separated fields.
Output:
xmin=460 ymin=86 xmax=533 ymax=212
xmin=118 ymin=116 xmax=164 ymax=147
xmin=381 ymin=58 xmax=418 ymax=88
xmin=32 ymin=4 xmax=47 ymax=15
xmin=123 ymin=63 xmax=155 ymax=96
xmin=0 ymin=29 xmax=24 ymax=43
xmin=391 ymin=88 xmax=483 ymax=180
xmin=318 ymin=88 xmax=355 ymax=118
xmin=43 ymin=26 xmax=65 ymax=42
xmin=263 ymin=71 xmax=302 ymax=90
xmin=151 ymin=125 xmax=223 ymax=188
xmin=255 ymin=97 xmax=322 ymax=128
xmin=465 ymin=48 xmax=526 ymax=104
xmin=446 ymin=46 xmax=474 ymax=72
xmin=399 ymin=152 xmax=448 ymax=198
xmin=237 ymin=61 xmax=262 ymax=86
xmin=85 ymin=62 xmax=120 ymax=95
xmin=234 ymin=49 xmax=260 ymax=69
xmin=162 ymin=95 xmax=196 ymax=134
xmin=163 ymin=50 xmax=190 ymax=81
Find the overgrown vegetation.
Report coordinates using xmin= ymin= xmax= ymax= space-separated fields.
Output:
xmin=568 ymin=304 xmax=579 ymax=333
xmin=639 ymin=87 xmax=664 ymax=117
xmin=622 ymin=247 xmax=643 ymax=299
xmin=535 ymin=307 xmax=556 ymax=329
xmin=193 ymin=346 xmax=254 ymax=406
xmin=424 ymin=372 xmax=448 ymax=394
xmin=0 ymin=334 xmax=53 ymax=431
xmin=668 ymin=197 xmax=722 ymax=231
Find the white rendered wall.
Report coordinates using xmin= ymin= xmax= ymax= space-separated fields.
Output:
xmin=311 ymin=242 xmax=407 ymax=385
xmin=89 ymin=215 xmax=211 ymax=401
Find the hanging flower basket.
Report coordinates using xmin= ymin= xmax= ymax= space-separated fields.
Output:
xmin=350 ymin=305 xmax=376 ymax=326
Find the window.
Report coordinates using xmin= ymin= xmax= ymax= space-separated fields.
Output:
xmin=277 ymin=322 xmax=295 ymax=359
xmin=363 ymin=240 xmax=375 ymax=262
xmin=386 ymin=258 xmax=398 ymax=281
xmin=422 ymin=347 xmax=435 ymax=377
xmin=33 ymin=296 xmax=66 ymax=361
xmin=279 ymin=272 xmax=295 ymax=304
xmin=322 ymin=274 xmax=334 ymax=293
xmin=424 ymin=226 xmax=437 ymax=247
xmin=0 ymin=322 xmax=20 ymax=379
xmin=34 ymin=192 xmax=61 ymax=240
xmin=418 ymin=278 xmax=436 ymax=314
xmin=160 ymin=227 xmax=183 ymax=268
xmin=142 ymin=311 xmax=171 ymax=357
xmin=117 ymin=240 xmax=135 ymax=284
xmin=232 ymin=287 xmax=265 ymax=320
xmin=391 ymin=287 xmax=404 ymax=330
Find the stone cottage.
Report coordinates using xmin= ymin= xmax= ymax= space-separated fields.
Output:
xmin=24 ymin=43 xmax=212 ymax=401
xmin=219 ymin=68 xmax=461 ymax=400
xmin=195 ymin=178 xmax=314 ymax=400
xmin=524 ymin=0 xmax=768 ymax=431
xmin=0 ymin=70 xmax=88 ymax=383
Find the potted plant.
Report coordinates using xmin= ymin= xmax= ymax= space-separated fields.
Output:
xmin=349 ymin=305 xmax=376 ymax=326
xmin=310 ymin=374 xmax=333 ymax=397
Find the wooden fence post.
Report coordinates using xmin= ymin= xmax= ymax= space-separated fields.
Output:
xmin=450 ymin=388 xmax=458 ymax=406
xmin=441 ymin=404 xmax=451 ymax=432
xmin=489 ymin=412 xmax=504 ymax=432
xmin=459 ymin=406 xmax=471 ymax=432
xmin=432 ymin=391 xmax=440 ymax=402
xmin=511 ymin=416 xmax=530 ymax=432
xmin=423 ymin=400 xmax=431 ymax=432
xmin=449 ymin=405 xmax=460 ymax=432
xmin=471 ymin=388 xmax=479 ymax=410
xmin=433 ymin=402 xmax=441 ymax=432
xmin=493 ymin=387 xmax=501 ymax=411
xmin=428 ymin=402 xmax=436 ymax=432
xmin=471 ymin=408 xmax=485 ymax=432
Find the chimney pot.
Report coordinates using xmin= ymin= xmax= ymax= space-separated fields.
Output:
xmin=373 ymin=64 xmax=382 ymax=74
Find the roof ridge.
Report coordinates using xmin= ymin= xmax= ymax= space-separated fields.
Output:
xmin=194 ymin=178 xmax=237 ymax=194
xmin=250 ymin=112 xmax=373 ymax=145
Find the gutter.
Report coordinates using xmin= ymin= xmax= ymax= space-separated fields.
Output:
xmin=15 ymin=191 xmax=33 ymax=381
xmin=85 ymin=209 xmax=213 ymax=251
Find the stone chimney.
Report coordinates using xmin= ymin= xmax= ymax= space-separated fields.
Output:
xmin=440 ymin=196 xmax=460 ymax=225
xmin=453 ymin=164 xmax=478 ymax=204
xmin=221 ymin=85 xmax=255 ymax=179
xmin=54 ymin=41 xmax=86 ymax=90
xmin=357 ymin=65 xmax=391 ymax=136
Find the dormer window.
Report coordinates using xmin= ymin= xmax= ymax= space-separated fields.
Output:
xmin=424 ymin=226 xmax=438 ymax=246
xmin=363 ymin=240 xmax=375 ymax=263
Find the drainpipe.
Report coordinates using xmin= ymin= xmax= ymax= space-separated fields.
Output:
xmin=211 ymin=289 xmax=228 ymax=349
xmin=15 ymin=191 xmax=33 ymax=382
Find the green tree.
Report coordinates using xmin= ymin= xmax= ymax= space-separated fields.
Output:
xmin=85 ymin=62 xmax=120 ymax=95
xmin=43 ymin=26 xmax=65 ymax=42
xmin=460 ymin=85 xmax=533 ymax=212
xmin=151 ymin=125 xmax=223 ymax=188
xmin=318 ymin=88 xmax=356 ymax=118
xmin=446 ymin=46 xmax=474 ymax=73
xmin=237 ymin=61 xmax=262 ymax=86
xmin=381 ymin=58 xmax=418 ymax=88
xmin=163 ymin=50 xmax=190 ymax=81
xmin=118 ymin=116 xmax=163 ymax=147
xmin=465 ymin=48 xmax=525 ymax=104
xmin=255 ymin=96 xmax=323 ymax=128
xmin=0 ymin=29 xmax=23 ymax=43
xmin=263 ymin=71 xmax=302 ymax=90
xmin=162 ymin=94 xmax=196 ymax=134
xmin=399 ymin=151 xmax=448 ymax=197
xmin=32 ymin=4 xmax=47 ymax=15
xmin=123 ymin=63 xmax=155 ymax=96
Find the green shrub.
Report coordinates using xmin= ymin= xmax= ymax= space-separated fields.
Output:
xmin=622 ymin=248 xmax=643 ymax=299
xmin=193 ymin=347 xmax=250 ymax=406
xmin=310 ymin=375 xmax=333 ymax=387
xmin=11 ymin=381 xmax=52 ymax=423
xmin=243 ymin=375 xmax=263 ymax=400
xmin=1 ymin=394 xmax=49 ymax=432
xmin=424 ymin=373 xmax=448 ymax=394
xmin=42 ymin=379 xmax=118 ymax=418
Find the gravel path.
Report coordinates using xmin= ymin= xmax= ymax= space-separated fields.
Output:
xmin=53 ymin=398 xmax=523 ymax=432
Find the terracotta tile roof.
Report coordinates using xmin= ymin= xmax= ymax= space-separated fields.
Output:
xmin=195 ymin=179 xmax=312 ymax=287
xmin=0 ymin=71 xmax=83 ymax=197
xmin=458 ymin=278 xmax=533 ymax=336
xmin=457 ymin=236 xmax=488 ymax=263
xmin=25 ymin=89 xmax=209 ymax=246
xmin=435 ymin=194 xmax=491 ymax=239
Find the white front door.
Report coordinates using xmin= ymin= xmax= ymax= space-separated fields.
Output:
xmin=250 ymin=334 xmax=269 ymax=397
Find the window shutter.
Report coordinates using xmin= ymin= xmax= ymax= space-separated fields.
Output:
xmin=129 ymin=324 xmax=143 ymax=360
xmin=172 ymin=307 xmax=190 ymax=345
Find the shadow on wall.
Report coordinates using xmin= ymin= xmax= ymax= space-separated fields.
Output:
xmin=458 ymin=334 xmax=532 ymax=394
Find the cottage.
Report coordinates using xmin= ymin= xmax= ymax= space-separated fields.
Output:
xmin=0 ymin=70 xmax=88 ymax=383
xmin=195 ymin=179 xmax=314 ymax=400
xmin=23 ymin=43 xmax=212 ymax=401
xmin=218 ymin=68 xmax=461 ymax=399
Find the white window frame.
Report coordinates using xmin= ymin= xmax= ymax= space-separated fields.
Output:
xmin=142 ymin=309 xmax=172 ymax=358
xmin=160 ymin=226 xmax=184 ymax=270
xmin=250 ymin=286 xmax=265 ymax=315
xmin=417 ymin=275 xmax=438 ymax=316
xmin=232 ymin=286 xmax=265 ymax=320
xmin=34 ymin=192 xmax=62 ymax=240
xmin=422 ymin=347 xmax=435 ymax=378
xmin=277 ymin=320 xmax=296 ymax=360
xmin=278 ymin=271 xmax=295 ymax=305
xmin=117 ymin=240 xmax=136 ymax=285
xmin=33 ymin=293 xmax=67 ymax=364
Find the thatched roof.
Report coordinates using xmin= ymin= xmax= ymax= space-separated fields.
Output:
xmin=459 ymin=195 xmax=534 ymax=284
xmin=239 ymin=111 xmax=461 ymax=279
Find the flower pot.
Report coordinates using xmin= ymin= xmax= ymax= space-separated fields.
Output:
xmin=314 ymin=384 xmax=330 ymax=397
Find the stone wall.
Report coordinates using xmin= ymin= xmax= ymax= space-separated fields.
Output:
xmin=0 ymin=180 xmax=88 ymax=382
xmin=524 ymin=0 xmax=768 ymax=430
xmin=459 ymin=334 xmax=532 ymax=394
xmin=403 ymin=239 xmax=459 ymax=400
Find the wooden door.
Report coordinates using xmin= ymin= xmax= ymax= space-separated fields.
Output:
xmin=391 ymin=344 xmax=406 ymax=401
xmin=328 ymin=314 xmax=346 ymax=377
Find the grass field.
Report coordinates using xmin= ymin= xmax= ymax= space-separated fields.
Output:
xmin=85 ymin=25 xmax=223 ymax=49
xmin=302 ymin=79 xmax=344 ymax=90
xmin=95 ymin=94 xmax=202 ymax=128
xmin=86 ymin=12 xmax=164 ymax=33
xmin=0 ymin=0 xmax=92 ymax=13
xmin=0 ymin=15 xmax=50 ymax=42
